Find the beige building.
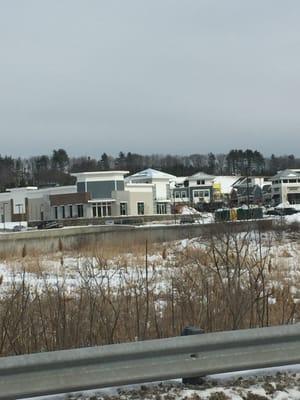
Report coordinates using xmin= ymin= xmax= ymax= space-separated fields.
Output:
xmin=113 ymin=183 xmax=155 ymax=216
xmin=49 ymin=171 xmax=157 ymax=220
xmin=126 ymin=168 xmax=174 ymax=214
xmin=0 ymin=185 xmax=76 ymax=224
xmin=0 ymin=170 xmax=168 ymax=226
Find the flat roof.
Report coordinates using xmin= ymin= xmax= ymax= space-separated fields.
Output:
xmin=72 ymin=170 xmax=129 ymax=177
xmin=6 ymin=186 xmax=38 ymax=192
xmin=88 ymin=199 xmax=116 ymax=203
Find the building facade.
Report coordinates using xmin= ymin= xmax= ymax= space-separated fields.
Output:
xmin=231 ymin=176 xmax=271 ymax=206
xmin=126 ymin=168 xmax=175 ymax=214
xmin=271 ymin=169 xmax=300 ymax=206
xmin=0 ymin=171 xmax=158 ymax=224
xmin=172 ymin=172 xmax=215 ymax=206
xmin=0 ymin=185 xmax=76 ymax=224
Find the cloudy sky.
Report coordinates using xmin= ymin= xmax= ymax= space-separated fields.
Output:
xmin=1 ymin=1 xmax=300 ymax=158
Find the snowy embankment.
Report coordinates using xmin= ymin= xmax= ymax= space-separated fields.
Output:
xmin=1 ymin=227 xmax=300 ymax=301
xmin=285 ymin=213 xmax=300 ymax=224
xmin=0 ymin=221 xmax=27 ymax=231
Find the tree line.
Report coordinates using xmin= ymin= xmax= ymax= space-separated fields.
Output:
xmin=0 ymin=148 xmax=300 ymax=191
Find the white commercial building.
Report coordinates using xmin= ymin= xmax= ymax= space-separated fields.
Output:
xmin=0 ymin=185 xmax=76 ymax=224
xmin=126 ymin=168 xmax=175 ymax=214
xmin=271 ymin=169 xmax=300 ymax=206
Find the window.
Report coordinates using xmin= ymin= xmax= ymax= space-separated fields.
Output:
xmin=157 ymin=203 xmax=167 ymax=214
xmin=61 ymin=206 xmax=65 ymax=219
xmin=175 ymin=192 xmax=180 ymax=198
xmin=107 ymin=204 xmax=112 ymax=216
xmin=77 ymin=204 xmax=84 ymax=217
xmin=54 ymin=207 xmax=58 ymax=219
xmin=193 ymin=190 xmax=210 ymax=198
xmin=92 ymin=202 xmax=112 ymax=217
xmin=181 ymin=191 xmax=186 ymax=198
xmin=120 ymin=202 xmax=127 ymax=215
xmin=197 ymin=180 xmax=205 ymax=185
xmin=137 ymin=202 xmax=144 ymax=215
xmin=69 ymin=205 xmax=73 ymax=218
xmin=289 ymin=179 xmax=297 ymax=183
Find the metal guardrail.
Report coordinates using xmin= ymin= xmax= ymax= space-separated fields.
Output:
xmin=1 ymin=324 xmax=300 ymax=399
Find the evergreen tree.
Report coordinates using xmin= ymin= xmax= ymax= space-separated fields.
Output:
xmin=207 ymin=152 xmax=216 ymax=174
xmin=100 ymin=153 xmax=110 ymax=170
xmin=51 ymin=149 xmax=69 ymax=172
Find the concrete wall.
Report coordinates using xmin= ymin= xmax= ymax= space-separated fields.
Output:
xmin=29 ymin=214 xmax=175 ymax=227
xmin=112 ymin=188 xmax=154 ymax=216
xmin=0 ymin=198 xmax=12 ymax=223
xmin=128 ymin=191 xmax=154 ymax=215
xmin=0 ymin=219 xmax=274 ymax=256
xmin=112 ymin=190 xmax=130 ymax=216
xmin=28 ymin=196 xmax=51 ymax=221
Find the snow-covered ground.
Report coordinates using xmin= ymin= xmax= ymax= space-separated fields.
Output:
xmin=179 ymin=206 xmax=201 ymax=215
xmin=1 ymin=227 xmax=300 ymax=299
xmin=285 ymin=213 xmax=300 ymax=224
xmin=0 ymin=221 xmax=27 ymax=231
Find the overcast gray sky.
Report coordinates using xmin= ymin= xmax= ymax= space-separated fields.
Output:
xmin=1 ymin=1 xmax=300 ymax=158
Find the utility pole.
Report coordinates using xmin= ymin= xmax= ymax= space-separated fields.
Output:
xmin=172 ymin=193 xmax=177 ymax=224
xmin=246 ymin=166 xmax=250 ymax=219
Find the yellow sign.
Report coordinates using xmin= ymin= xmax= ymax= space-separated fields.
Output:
xmin=230 ymin=208 xmax=237 ymax=221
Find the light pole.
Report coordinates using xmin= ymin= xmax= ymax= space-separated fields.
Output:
xmin=172 ymin=193 xmax=177 ymax=224
xmin=16 ymin=203 xmax=23 ymax=227
xmin=1 ymin=202 xmax=9 ymax=231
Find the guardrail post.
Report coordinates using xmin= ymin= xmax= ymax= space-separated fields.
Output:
xmin=181 ymin=326 xmax=205 ymax=385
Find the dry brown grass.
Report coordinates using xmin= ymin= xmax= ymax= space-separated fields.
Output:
xmin=1 ymin=225 xmax=300 ymax=357
xmin=279 ymin=249 xmax=293 ymax=258
xmin=78 ymin=240 xmax=156 ymax=259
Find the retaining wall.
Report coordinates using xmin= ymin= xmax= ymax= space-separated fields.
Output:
xmin=0 ymin=219 xmax=274 ymax=256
